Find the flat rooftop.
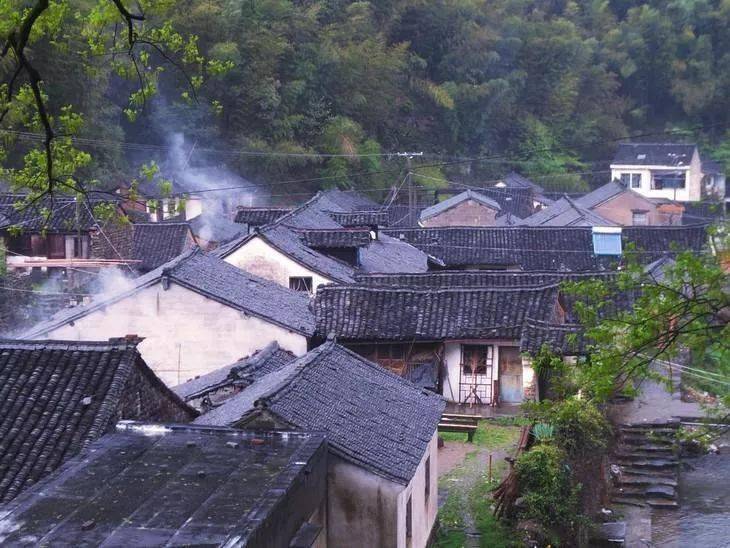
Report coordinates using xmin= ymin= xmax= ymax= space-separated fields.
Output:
xmin=0 ymin=422 xmax=326 ymax=547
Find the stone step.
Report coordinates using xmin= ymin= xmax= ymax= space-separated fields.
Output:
xmin=645 ymin=484 xmax=677 ymax=499
xmin=622 ymin=419 xmax=680 ymax=428
xmin=613 ymin=485 xmax=676 ymax=500
xmin=647 ymin=498 xmax=679 ymax=509
xmin=618 ymin=443 xmax=677 ymax=453
xmin=620 ymin=426 xmax=679 ymax=435
xmin=619 ymin=466 xmax=677 ymax=478
xmin=610 ymin=497 xmax=645 ymax=507
xmin=616 ymin=474 xmax=678 ymax=487
xmin=614 ymin=449 xmax=675 ymax=460
xmin=615 ymin=458 xmax=678 ymax=469
xmin=621 ymin=434 xmax=675 ymax=446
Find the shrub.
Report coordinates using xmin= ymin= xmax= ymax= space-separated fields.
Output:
xmin=524 ymin=398 xmax=611 ymax=460
xmin=515 ymin=444 xmax=580 ymax=542
xmin=549 ymin=398 xmax=611 ymax=459
xmin=532 ymin=423 xmax=555 ymax=444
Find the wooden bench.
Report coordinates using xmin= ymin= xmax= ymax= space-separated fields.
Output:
xmin=438 ymin=414 xmax=479 ymax=442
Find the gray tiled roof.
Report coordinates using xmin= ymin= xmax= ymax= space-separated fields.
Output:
xmin=132 ymin=222 xmax=193 ymax=271
xmin=314 ymin=284 xmax=560 ymax=341
xmin=0 ymin=194 xmax=105 ymax=232
xmin=499 ymin=172 xmax=545 ymax=193
xmin=354 ymin=270 xmax=617 ymax=288
xmin=575 ymin=181 xmax=644 ymax=209
xmin=233 ymin=207 xmax=292 ymax=226
xmin=173 ymin=342 xmax=296 ymax=400
xmin=0 ymin=423 xmax=326 ymax=546
xmin=22 ymin=248 xmax=315 ymax=338
xmin=383 ymin=225 xmax=707 ymax=270
xmin=217 ymin=189 xmax=429 ymax=281
xmin=0 ymin=339 xmax=195 ymax=503
xmin=419 ymin=190 xmax=500 ymax=222
xmin=196 ymin=342 xmax=445 ymax=484
xmin=188 ymin=213 xmax=245 ymax=244
xmin=358 ymin=233 xmax=429 ymax=273
xmin=612 ymin=143 xmax=697 ymax=166
xmin=519 ymin=320 xmax=588 ymax=356
xmin=520 ymin=196 xmax=617 ymax=227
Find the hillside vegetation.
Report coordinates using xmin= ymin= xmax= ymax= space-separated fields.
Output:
xmin=5 ymin=0 xmax=730 ymax=197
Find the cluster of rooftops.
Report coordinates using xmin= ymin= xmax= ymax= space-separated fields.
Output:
xmin=0 ymin=143 xmax=722 ymax=546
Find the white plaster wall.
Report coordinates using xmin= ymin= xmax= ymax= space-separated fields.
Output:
xmin=395 ymin=432 xmax=439 ymax=548
xmin=36 ymin=282 xmax=308 ymax=386
xmin=609 ymin=165 xmax=699 ymax=202
xmin=223 ymin=236 xmax=333 ymax=292
xmin=443 ymin=341 xmax=505 ymax=404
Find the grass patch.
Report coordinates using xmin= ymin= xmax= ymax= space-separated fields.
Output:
xmin=436 ymin=422 xmax=522 ymax=547
xmin=436 ymin=490 xmax=467 ymax=547
xmin=469 ymin=470 xmax=519 ymax=548
xmin=440 ymin=421 xmax=522 ymax=449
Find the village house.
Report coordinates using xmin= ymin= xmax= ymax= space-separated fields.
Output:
xmin=419 ymin=189 xmax=502 ymax=227
xmin=194 ymin=341 xmax=445 ymax=548
xmin=1 ymin=194 xmax=108 ymax=272
xmin=609 ymin=142 xmax=722 ymax=202
xmin=90 ymin=221 xmax=198 ymax=273
xmin=0 ymin=338 xmax=196 ymax=504
xmin=519 ymin=195 xmax=618 ymax=227
xmin=0 ymin=423 xmax=328 ymax=547
xmin=314 ymin=283 xmax=564 ymax=405
xmin=575 ymin=181 xmax=685 ymax=226
xmin=217 ymin=189 xmax=430 ymax=291
xmin=234 ymin=206 xmax=293 ymax=233
xmin=20 ymin=248 xmax=315 ymax=386
xmin=493 ymin=171 xmax=553 ymax=210
xmin=173 ymin=341 xmax=296 ymax=410
xmin=384 ymin=225 xmax=708 ymax=271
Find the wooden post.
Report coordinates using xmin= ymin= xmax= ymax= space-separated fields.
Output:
xmin=488 ymin=453 xmax=493 ymax=483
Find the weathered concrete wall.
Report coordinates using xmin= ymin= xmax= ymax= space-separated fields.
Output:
xmin=395 ymin=432 xmax=439 ymax=548
xmin=36 ymin=282 xmax=308 ymax=386
xmin=327 ymin=455 xmax=401 ymax=548
xmin=420 ymin=200 xmax=498 ymax=227
xmin=224 ymin=235 xmax=334 ymax=291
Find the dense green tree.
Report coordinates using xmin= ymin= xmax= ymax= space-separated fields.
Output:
xmin=3 ymin=0 xmax=730 ymax=203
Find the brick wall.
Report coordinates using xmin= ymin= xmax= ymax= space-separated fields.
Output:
xmin=116 ymin=358 xmax=197 ymax=423
xmin=421 ymin=200 xmax=499 ymax=227
xmin=90 ymin=222 xmax=134 ymax=260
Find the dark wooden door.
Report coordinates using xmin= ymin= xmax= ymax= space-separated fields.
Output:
xmin=499 ymin=346 xmax=523 ymax=403
xmin=47 ymin=235 xmax=66 ymax=259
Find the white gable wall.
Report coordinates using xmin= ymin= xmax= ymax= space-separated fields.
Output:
xmin=223 ymin=235 xmax=335 ymax=291
xmin=34 ymin=282 xmax=308 ymax=386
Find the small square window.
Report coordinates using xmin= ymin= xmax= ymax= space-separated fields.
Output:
xmin=289 ymin=276 xmax=313 ymax=292
xmin=632 ymin=211 xmax=648 ymax=226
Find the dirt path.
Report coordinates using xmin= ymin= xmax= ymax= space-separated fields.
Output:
xmin=437 ymin=428 xmax=519 ymax=547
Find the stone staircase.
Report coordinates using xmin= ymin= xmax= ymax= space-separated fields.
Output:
xmin=610 ymin=420 xmax=680 ymax=509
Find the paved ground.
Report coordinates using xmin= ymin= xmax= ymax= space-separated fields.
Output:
xmin=608 ymin=375 xmax=703 ymax=425
xmin=444 ymin=402 xmax=523 ymax=418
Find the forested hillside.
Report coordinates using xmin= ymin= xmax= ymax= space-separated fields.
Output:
xmin=4 ymin=0 xmax=730 ymax=199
